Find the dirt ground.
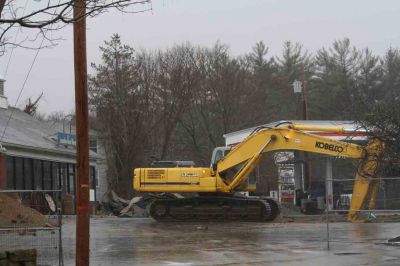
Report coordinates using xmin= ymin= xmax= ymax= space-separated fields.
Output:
xmin=0 ymin=194 xmax=53 ymax=227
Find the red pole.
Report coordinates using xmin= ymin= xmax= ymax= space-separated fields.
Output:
xmin=73 ymin=0 xmax=90 ymax=265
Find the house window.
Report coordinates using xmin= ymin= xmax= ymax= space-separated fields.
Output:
xmin=89 ymin=166 xmax=97 ymax=201
xmin=89 ymin=138 xmax=97 ymax=153
xmin=89 ymin=166 xmax=97 ymax=189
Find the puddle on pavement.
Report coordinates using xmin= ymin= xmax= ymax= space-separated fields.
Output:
xmin=334 ymin=252 xmax=364 ymax=255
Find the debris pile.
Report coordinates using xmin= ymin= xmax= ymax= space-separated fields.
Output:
xmin=101 ymin=191 xmax=181 ymax=218
xmin=386 ymin=236 xmax=400 ymax=246
xmin=101 ymin=191 xmax=147 ymax=217
xmin=0 ymin=194 xmax=54 ymax=227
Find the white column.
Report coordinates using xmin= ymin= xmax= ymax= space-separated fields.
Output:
xmin=294 ymin=151 xmax=303 ymax=190
xmin=326 ymin=157 xmax=333 ymax=211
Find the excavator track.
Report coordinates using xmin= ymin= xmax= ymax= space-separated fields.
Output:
xmin=148 ymin=196 xmax=280 ymax=222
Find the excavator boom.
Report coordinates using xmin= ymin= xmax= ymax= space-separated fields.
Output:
xmin=217 ymin=127 xmax=364 ymax=193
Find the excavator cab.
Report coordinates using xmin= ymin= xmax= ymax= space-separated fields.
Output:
xmin=210 ymin=146 xmax=257 ymax=192
xmin=210 ymin=146 xmax=231 ymax=170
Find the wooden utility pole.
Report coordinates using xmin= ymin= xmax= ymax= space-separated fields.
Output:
xmin=73 ymin=0 xmax=90 ymax=265
xmin=301 ymin=63 xmax=308 ymax=121
xmin=301 ymin=63 xmax=312 ymax=191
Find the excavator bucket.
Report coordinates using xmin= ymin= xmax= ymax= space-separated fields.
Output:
xmin=348 ymin=139 xmax=383 ymax=222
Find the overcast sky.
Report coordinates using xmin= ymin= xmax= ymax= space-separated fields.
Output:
xmin=1 ymin=0 xmax=400 ymax=114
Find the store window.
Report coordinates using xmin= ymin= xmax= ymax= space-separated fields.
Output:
xmin=43 ymin=161 xmax=52 ymax=190
xmin=68 ymin=164 xmax=76 ymax=195
xmin=33 ymin=159 xmax=43 ymax=190
xmin=52 ymin=162 xmax=58 ymax=190
xmin=14 ymin=157 xmax=23 ymax=190
xmin=24 ymin=158 xmax=33 ymax=190
xmin=6 ymin=157 xmax=14 ymax=189
xmin=5 ymin=156 xmax=86 ymax=206
xmin=59 ymin=163 xmax=68 ymax=193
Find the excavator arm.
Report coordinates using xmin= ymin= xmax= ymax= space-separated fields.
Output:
xmin=216 ymin=124 xmax=383 ymax=222
xmin=217 ymin=126 xmax=363 ymax=190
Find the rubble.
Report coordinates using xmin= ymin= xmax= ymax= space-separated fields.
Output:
xmin=388 ymin=236 xmax=400 ymax=243
xmin=386 ymin=236 xmax=400 ymax=246
xmin=101 ymin=191 xmax=145 ymax=217
xmin=101 ymin=191 xmax=182 ymax=218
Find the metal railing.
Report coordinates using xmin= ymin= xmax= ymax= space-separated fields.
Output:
xmin=324 ymin=176 xmax=400 ymax=250
xmin=0 ymin=189 xmax=63 ymax=265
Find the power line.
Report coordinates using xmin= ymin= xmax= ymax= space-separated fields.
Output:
xmin=1 ymin=0 xmax=62 ymax=143
xmin=0 ymin=36 xmax=46 ymax=143
xmin=3 ymin=0 xmax=29 ymax=78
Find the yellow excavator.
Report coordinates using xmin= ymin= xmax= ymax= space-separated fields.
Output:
xmin=133 ymin=123 xmax=383 ymax=222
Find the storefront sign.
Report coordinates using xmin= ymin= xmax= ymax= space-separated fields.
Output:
xmin=57 ymin=132 xmax=77 ymax=146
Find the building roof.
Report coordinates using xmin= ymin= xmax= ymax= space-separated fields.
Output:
xmin=44 ymin=118 xmax=99 ymax=137
xmin=0 ymin=106 xmax=100 ymax=159
xmin=223 ymin=120 xmax=368 ymax=146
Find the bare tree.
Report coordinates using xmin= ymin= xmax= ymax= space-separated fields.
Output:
xmin=46 ymin=111 xmax=68 ymax=122
xmin=23 ymin=92 xmax=43 ymax=115
xmin=355 ymin=48 xmax=400 ymax=165
xmin=0 ymin=0 xmax=151 ymax=53
xmin=154 ymin=44 xmax=200 ymax=159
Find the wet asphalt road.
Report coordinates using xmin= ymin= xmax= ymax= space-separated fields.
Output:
xmin=61 ymin=217 xmax=400 ymax=266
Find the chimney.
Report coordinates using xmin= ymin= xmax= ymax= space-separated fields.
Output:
xmin=0 ymin=76 xmax=8 ymax=109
